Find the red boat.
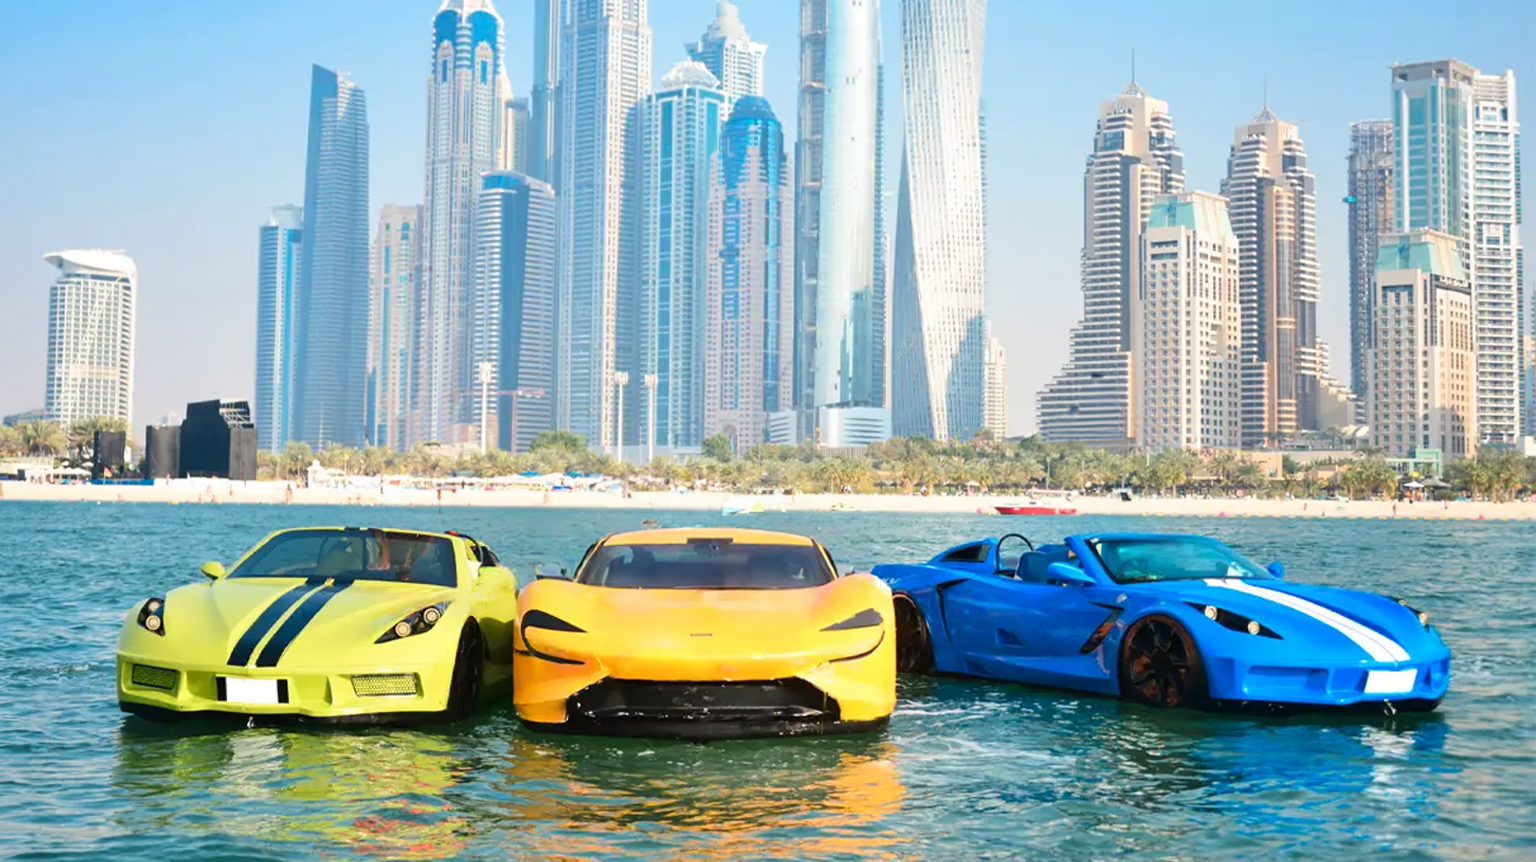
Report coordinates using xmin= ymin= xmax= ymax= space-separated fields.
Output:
xmin=993 ymin=503 xmax=1078 ymax=516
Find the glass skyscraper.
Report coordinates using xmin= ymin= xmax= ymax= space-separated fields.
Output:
xmin=638 ymin=61 xmax=726 ymax=452
xmin=476 ymin=173 xmax=556 ymax=454
xmin=558 ymin=0 xmax=650 ymax=454
xmin=255 ymin=205 xmax=302 ymax=452
xmin=367 ymin=205 xmax=420 ymax=451
xmin=1346 ymin=119 xmax=1394 ymax=414
xmin=794 ymin=0 xmax=889 ymax=447
xmin=418 ymin=0 xmax=506 ymax=446
xmin=891 ymin=0 xmax=989 ymax=442
xmin=526 ymin=0 xmax=559 ymax=186
xmin=686 ymin=1 xmax=766 ymax=110
xmin=290 ymin=64 xmax=369 ymax=449
xmin=705 ymin=96 xmax=793 ymax=452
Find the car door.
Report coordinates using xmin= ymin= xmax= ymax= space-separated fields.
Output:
xmin=939 ymin=574 xmax=1122 ymax=693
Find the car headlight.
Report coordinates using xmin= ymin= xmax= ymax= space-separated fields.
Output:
xmin=137 ymin=597 xmax=166 ymax=636
xmin=822 ymin=608 xmax=884 ymax=631
xmin=1186 ymin=602 xmax=1280 ymax=639
xmin=375 ymin=602 xmax=449 ymax=643
xmin=1391 ymin=597 xmax=1431 ymax=628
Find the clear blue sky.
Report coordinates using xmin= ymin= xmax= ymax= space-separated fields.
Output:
xmin=1 ymin=0 xmax=1531 ymax=434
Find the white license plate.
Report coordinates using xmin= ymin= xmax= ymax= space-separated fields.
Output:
xmin=1364 ymin=669 xmax=1416 ymax=695
xmin=222 ymin=677 xmax=281 ymax=705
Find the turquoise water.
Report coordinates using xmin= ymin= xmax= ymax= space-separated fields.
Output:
xmin=2 ymin=501 xmax=1533 ymax=860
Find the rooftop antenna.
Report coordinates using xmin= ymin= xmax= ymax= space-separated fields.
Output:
xmin=1131 ymin=49 xmax=1137 ymax=86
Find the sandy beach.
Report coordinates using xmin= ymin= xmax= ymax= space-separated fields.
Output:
xmin=3 ymin=478 xmax=1533 ymax=521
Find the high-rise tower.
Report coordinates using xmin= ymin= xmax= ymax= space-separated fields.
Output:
xmin=256 ymin=205 xmax=302 ymax=452
xmin=1037 ymin=82 xmax=1184 ymax=450
xmin=705 ymin=96 xmax=794 ymax=453
xmin=418 ymin=0 xmax=505 ymax=446
xmin=1346 ymin=119 xmax=1394 ymax=413
xmin=795 ymin=0 xmax=889 ymax=447
xmin=638 ymin=61 xmax=726 ymax=453
xmin=43 ymin=250 xmax=137 ymax=429
xmin=891 ymin=0 xmax=989 ymax=442
xmin=1391 ymin=60 xmax=1523 ymax=445
xmin=367 ymin=205 xmax=421 ymax=451
xmin=291 ymin=64 xmax=369 ymax=449
xmin=558 ymin=0 xmax=651 ymax=453
xmin=687 ymin=1 xmax=766 ymax=110
xmin=1222 ymin=107 xmax=1320 ymax=447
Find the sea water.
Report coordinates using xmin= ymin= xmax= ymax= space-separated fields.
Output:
xmin=2 ymin=501 xmax=1532 ymax=859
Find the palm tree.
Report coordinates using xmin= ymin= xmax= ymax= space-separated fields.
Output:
xmin=20 ymin=421 xmax=67 ymax=458
xmin=0 ymin=425 xmax=21 ymax=457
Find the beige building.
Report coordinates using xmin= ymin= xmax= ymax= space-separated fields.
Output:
xmin=984 ymin=333 xmax=1007 ymax=438
xmin=1136 ymin=192 xmax=1243 ymax=452
xmin=367 ymin=205 xmax=422 ymax=450
xmin=1368 ymin=230 xmax=1475 ymax=460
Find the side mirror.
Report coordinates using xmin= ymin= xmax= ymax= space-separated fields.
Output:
xmin=201 ymin=561 xmax=226 ymax=580
xmin=533 ymin=563 xmax=568 ymax=580
xmin=1046 ymin=561 xmax=1095 ymax=588
xmin=1266 ymin=561 xmax=1285 ymax=579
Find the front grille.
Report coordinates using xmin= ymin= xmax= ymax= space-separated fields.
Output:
xmin=570 ymin=679 xmax=838 ymax=722
xmin=351 ymin=674 xmax=419 ymax=697
xmin=131 ymin=664 xmax=179 ymax=691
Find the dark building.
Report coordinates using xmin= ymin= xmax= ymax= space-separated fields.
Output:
xmin=179 ymin=400 xmax=257 ymax=480
xmin=144 ymin=425 xmax=181 ymax=479
xmin=92 ymin=430 xmax=127 ymax=479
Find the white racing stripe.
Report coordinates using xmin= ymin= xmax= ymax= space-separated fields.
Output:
xmin=1203 ymin=578 xmax=1410 ymax=663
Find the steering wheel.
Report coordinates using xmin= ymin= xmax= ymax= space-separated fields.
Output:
xmin=998 ymin=532 xmax=1035 ymax=551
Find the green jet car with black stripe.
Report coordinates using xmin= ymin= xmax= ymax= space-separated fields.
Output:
xmin=117 ymin=527 xmax=517 ymax=724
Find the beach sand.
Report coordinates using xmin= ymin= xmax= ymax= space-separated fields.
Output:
xmin=2 ymin=479 xmax=1532 ymax=521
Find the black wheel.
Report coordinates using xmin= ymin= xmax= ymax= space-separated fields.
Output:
xmin=893 ymin=595 xmax=935 ymax=674
xmin=445 ymin=621 xmax=485 ymax=722
xmin=1118 ymin=615 xmax=1207 ymax=709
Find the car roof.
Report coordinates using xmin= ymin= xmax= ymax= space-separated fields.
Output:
xmin=269 ymin=526 xmax=463 ymax=542
xmin=602 ymin=527 xmax=817 ymax=546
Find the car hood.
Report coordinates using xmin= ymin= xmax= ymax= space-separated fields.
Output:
xmin=1131 ymin=577 xmax=1441 ymax=663
xmin=160 ymin=577 xmax=457 ymax=666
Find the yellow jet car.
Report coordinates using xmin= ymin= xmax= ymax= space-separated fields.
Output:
xmin=117 ymin=527 xmax=517 ymax=724
xmin=513 ymin=528 xmax=896 ymax=738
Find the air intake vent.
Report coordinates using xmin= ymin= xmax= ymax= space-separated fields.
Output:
xmin=351 ymin=674 xmax=418 ymax=697
xmin=131 ymin=664 xmax=179 ymax=691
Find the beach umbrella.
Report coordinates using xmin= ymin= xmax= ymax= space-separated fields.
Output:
xmin=1403 ymin=480 xmax=1424 ymax=489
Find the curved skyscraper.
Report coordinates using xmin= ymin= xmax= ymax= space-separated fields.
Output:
xmin=892 ymin=0 xmax=988 ymax=442
xmin=417 ymin=0 xmax=505 ymax=445
xmin=795 ymin=0 xmax=888 ymax=447
xmin=291 ymin=64 xmax=369 ymax=449
xmin=1037 ymin=83 xmax=1184 ymax=450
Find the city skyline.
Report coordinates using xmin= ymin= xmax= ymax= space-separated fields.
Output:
xmin=2 ymin=1 xmax=1532 ymax=438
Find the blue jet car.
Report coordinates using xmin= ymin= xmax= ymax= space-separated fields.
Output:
xmin=873 ymin=533 xmax=1449 ymax=712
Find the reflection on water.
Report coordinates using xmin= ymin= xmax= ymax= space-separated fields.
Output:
xmin=4 ymin=503 xmax=1534 ymax=859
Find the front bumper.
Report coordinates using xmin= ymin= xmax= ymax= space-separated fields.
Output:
xmin=1203 ymin=653 xmax=1451 ymax=711
xmin=513 ymin=632 xmax=896 ymax=737
xmin=116 ymin=652 xmax=457 ymax=723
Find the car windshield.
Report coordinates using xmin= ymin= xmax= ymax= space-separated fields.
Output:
xmin=576 ymin=539 xmax=834 ymax=589
xmin=228 ymin=529 xmax=458 ymax=587
xmin=1088 ymin=537 xmax=1272 ymax=584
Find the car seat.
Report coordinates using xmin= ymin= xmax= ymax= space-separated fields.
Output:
xmin=1016 ymin=544 xmax=1072 ymax=584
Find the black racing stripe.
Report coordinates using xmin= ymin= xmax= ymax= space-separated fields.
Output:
xmin=253 ymin=581 xmax=352 ymax=668
xmin=227 ymin=580 xmax=322 ymax=666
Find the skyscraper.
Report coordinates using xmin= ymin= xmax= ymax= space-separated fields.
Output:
xmin=705 ymin=96 xmax=793 ymax=452
xmin=1369 ymin=230 xmax=1475 ymax=460
xmin=1222 ymin=107 xmax=1320 ymax=447
xmin=419 ymin=0 xmax=506 ymax=446
xmin=983 ymin=331 xmax=1006 ymax=439
xmin=255 ymin=205 xmax=302 ymax=452
xmin=1391 ymin=60 xmax=1523 ymax=445
xmin=290 ymin=64 xmax=369 ymax=449
xmin=687 ymin=1 xmax=766 ymax=109
xmin=1137 ymin=192 xmax=1243 ymax=453
xmin=1038 ymin=82 xmax=1184 ymax=450
xmin=1346 ymin=119 xmax=1394 ymax=413
xmin=558 ymin=0 xmax=650 ymax=453
xmin=43 ymin=250 xmax=136 ymax=428
xmin=639 ymin=61 xmax=726 ymax=453
xmin=527 ymin=0 xmax=560 ymax=186
xmin=499 ymin=94 xmax=529 ymax=175
xmin=367 ymin=205 xmax=421 ymax=451
xmin=795 ymin=0 xmax=890 ymax=447
xmin=891 ymin=0 xmax=988 ymax=442
xmin=476 ymin=173 xmax=556 ymax=453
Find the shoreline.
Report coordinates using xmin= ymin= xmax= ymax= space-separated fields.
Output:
xmin=2 ymin=480 xmax=1532 ymax=521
